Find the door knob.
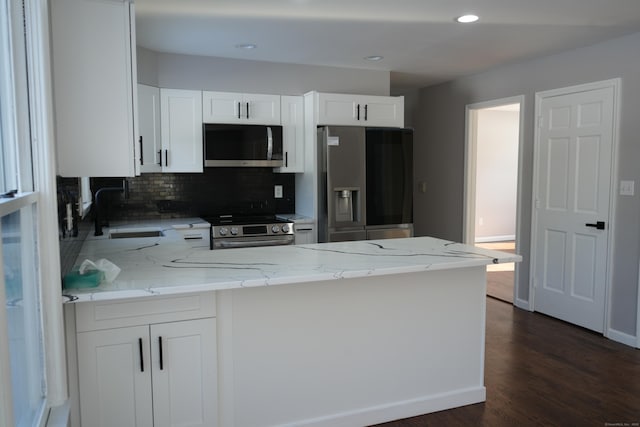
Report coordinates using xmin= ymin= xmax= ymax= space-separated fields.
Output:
xmin=585 ymin=221 xmax=605 ymax=230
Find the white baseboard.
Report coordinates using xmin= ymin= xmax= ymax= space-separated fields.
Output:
xmin=475 ymin=235 xmax=516 ymax=243
xmin=285 ymin=387 xmax=486 ymax=427
xmin=607 ymin=328 xmax=637 ymax=348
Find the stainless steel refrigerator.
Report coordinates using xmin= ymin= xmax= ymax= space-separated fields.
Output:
xmin=317 ymin=126 xmax=413 ymax=243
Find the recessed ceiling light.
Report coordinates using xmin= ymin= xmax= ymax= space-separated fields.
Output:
xmin=456 ymin=14 xmax=479 ymax=23
xmin=365 ymin=55 xmax=383 ymax=61
xmin=235 ymin=43 xmax=257 ymax=49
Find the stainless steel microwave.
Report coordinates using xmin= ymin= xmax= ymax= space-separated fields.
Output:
xmin=203 ymin=124 xmax=284 ymax=167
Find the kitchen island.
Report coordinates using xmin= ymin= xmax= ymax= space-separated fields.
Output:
xmin=64 ymin=220 xmax=520 ymax=427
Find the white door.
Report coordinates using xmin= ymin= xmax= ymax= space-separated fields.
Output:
xmin=151 ymin=318 xmax=218 ymax=427
xmin=160 ymin=89 xmax=203 ymax=173
xmin=76 ymin=326 xmax=153 ymax=427
xmin=533 ymin=82 xmax=617 ymax=333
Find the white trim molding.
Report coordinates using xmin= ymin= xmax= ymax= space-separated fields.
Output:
xmin=464 ymin=95 xmax=525 ymax=307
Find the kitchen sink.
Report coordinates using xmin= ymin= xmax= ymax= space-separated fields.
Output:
xmin=109 ymin=229 xmax=164 ymax=239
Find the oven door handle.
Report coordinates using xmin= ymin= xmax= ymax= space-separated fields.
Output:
xmin=218 ymin=238 xmax=293 ymax=248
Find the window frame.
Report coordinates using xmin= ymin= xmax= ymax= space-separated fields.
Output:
xmin=0 ymin=0 xmax=67 ymax=425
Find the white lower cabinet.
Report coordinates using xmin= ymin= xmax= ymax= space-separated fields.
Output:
xmin=74 ymin=294 xmax=217 ymax=427
xmin=77 ymin=326 xmax=153 ymax=427
xmin=294 ymin=223 xmax=316 ymax=244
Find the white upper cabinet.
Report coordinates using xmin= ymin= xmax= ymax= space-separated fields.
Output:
xmin=137 ymin=84 xmax=162 ymax=173
xmin=202 ymin=91 xmax=281 ymax=124
xmin=275 ymin=96 xmax=304 ymax=173
xmin=160 ymin=89 xmax=203 ymax=173
xmin=313 ymin=92 xmax=404 ymax=128
xmin=51 ymin=0 xmax=139 ymax=177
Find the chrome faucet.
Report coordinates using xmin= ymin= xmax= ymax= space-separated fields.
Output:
xmin=94 ymin=179 xmax=128 ymax=236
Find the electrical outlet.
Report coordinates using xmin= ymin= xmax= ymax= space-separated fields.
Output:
xmin=274 ymin=185 xmax=283 ymax=199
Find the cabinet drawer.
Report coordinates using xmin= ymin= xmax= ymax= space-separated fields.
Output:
xmin=76 ymin=292 xmax=216 ymax=332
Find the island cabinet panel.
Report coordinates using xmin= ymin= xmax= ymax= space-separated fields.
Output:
xmin=216 ymin=266 xmax=487 ymax=427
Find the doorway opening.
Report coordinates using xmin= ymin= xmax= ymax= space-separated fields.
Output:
xmin=464 ymin=96 xmax=524 ymax=304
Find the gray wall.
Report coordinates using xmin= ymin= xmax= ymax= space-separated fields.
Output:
xmin=412 ymin=31 xmax=640 ymax=337
xmin=137 ymin=47 xmax=390 ymax=96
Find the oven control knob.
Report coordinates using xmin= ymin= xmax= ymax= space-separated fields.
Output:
xmin=219 ymin=227 xmax=228 ymax=236
xmin=271 ymin=225 xmax=280 ymax=233
xmin=230 ymin=227 xmax=238 ymax=236
xmin=282 ymin=224 xmax=290 ymax=233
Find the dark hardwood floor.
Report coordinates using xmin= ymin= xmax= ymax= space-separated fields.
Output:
xmin=486 ymin=270 xmax=514 ymax=303
xmin=374 ymin=298 xmax=640 ymax=426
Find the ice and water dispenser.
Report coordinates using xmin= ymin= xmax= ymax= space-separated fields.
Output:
xmin=333 ymin=188 xmax=360 ymax=223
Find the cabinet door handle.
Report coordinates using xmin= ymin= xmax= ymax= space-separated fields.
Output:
xmin=139 ymin=136 xmax=144 ymax=165
xmin=164 ymin=149 xmax=168 ymax=167
xmin=237 ymin=102 xmax=241 ymax=119
xmin=138 ymin=338 xmax=144 ymax=372
xmin=159 ymin=336 xmax=164 ymax=370
xmin=364 ymin=104 xmax=368 ymax=121
xmin=246 ymin=102 xmax=250 ymax=119
xmin=157 ymin=150 xmax=162 ymax=166
xmin=285 ymin=151 xmax=288 ymax=168
xmin=356 ymin=104 xmax=360 ymax=120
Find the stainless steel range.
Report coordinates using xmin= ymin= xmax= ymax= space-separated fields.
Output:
xmin=204 ymin=215 xmax=294 ymax=249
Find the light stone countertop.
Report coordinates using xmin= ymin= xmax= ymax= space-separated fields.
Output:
xmin=62 ymin=218 xmax=521 ymax=303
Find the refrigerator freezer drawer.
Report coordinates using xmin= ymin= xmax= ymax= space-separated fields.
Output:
xmin=366 ymin=226 xmax=413 ymax=240
xmin=329 ymin=230 xmax=367 ymax=242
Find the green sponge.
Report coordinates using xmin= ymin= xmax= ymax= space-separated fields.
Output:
xmin=63 ymin=269 xmax=104 ymax=289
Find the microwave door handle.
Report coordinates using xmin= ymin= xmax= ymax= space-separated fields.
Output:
xmin=266 ymin=127 xmax=273 ymax=160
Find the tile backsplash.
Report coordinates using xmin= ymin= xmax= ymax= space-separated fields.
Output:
xmin=92 ymin=168 xmax=295 ymax=221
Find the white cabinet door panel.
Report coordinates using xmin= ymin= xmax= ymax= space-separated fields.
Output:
xmin=51 ymin=0 xmax=137 ymax=177
xmin=151 ymin=318 xmax=218 ymax=427
xmin=202 ymin=91 xmax=243 ymax=124
xmin=160 ymin=89 xmax=203 ymax=173
xmin=276 ymin=96 xmax=304 ymax=173
xmin=77 ymin=326 xmax=153 ymax=427
xmin=203 ymin=91 xmax=280 ymax=124
xmin=138 ymin=84 xmax=162 ymax=173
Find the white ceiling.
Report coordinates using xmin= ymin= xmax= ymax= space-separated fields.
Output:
xmin=135 ymin=0 xmax=640 ymax=92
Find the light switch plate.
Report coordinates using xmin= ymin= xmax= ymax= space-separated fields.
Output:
xmin=274 ymin=185 xmax=283 ymax=198
xmin=620 ymin=180 xmax=635 ymax=196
